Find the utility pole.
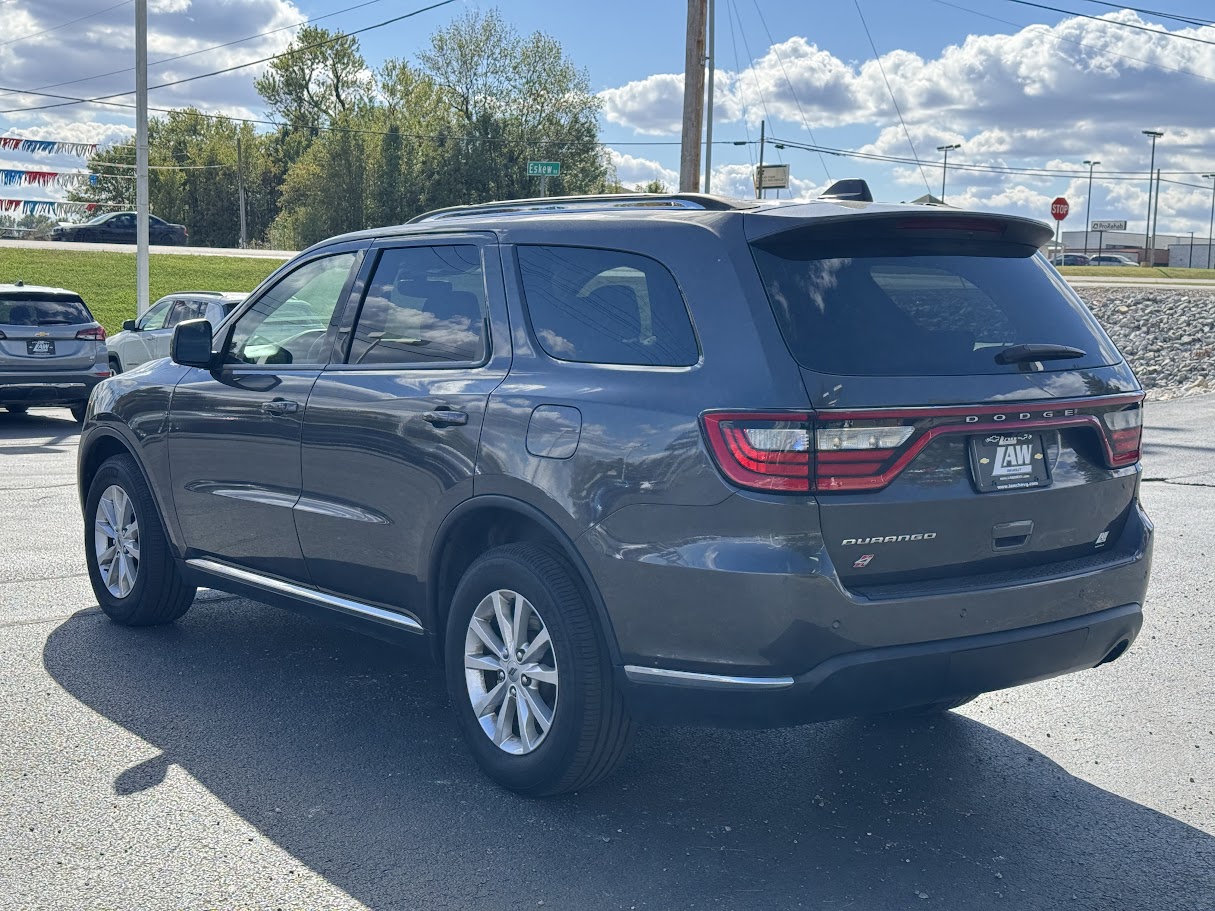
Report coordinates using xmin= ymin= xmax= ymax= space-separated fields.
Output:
xmin=679 ymin=0 xmax=706 ymax=192
xmin=1141 ymin=129 xmax=1163 ymax=266
xmin=1204 ymin=173 xmax=1215 ymax=269
xmin=1083 ymin=159 xmax=1099 ymax=262
xmin=756 ymin=120 xmax=766 ymax=200
xmin=703 ymin=0 xmax=715 ymax=193
xmin=236 ymin=134 xmax=248 ymax=249
xmin=1150 ymin=167 xmax=1162 ymax=266
xmin=135 ymin=0 xmax=149 ymax=315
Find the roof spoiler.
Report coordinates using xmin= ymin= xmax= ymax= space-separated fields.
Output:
xmin=818 ymin=178 xmax=873 ymax=203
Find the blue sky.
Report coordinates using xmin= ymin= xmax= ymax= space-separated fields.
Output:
xmin=2 ymin=0 xmax=1215 ymax=232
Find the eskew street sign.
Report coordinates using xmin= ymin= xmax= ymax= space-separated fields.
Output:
xmin=526 ymin=161 xmax=561 ymax=177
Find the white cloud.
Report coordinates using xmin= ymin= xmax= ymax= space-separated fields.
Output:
xmin=0 ymin=0 xmax=306 ymax=131
xmin=600 ymin=12 xmax=1215 ymax=230
xmin=607 ymin=149 xmax=678 ymax=189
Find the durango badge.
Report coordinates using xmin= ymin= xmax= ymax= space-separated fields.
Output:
xmin=842 ymin=533 xmax=937 ymax=545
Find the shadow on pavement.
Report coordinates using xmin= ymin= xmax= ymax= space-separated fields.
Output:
xmin=44 ymin=601 xmax=1214 ymax=911
xmin=0 ymin=409 xmax=79 ymax=455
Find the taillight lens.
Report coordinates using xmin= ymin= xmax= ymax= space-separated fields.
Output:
xmin=702 ymin=413 xmax=812 ymax=492
xmin=813 ymin=419 xmax=917 ymax=490
xmin=1102 ymin=405 xmax=1143 ymax=465
xmin=76 ymin=326 xmax=106 ymax=341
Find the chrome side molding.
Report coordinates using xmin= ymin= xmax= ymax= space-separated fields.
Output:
xmin=186 ymin=558 xmax=423 ymax=633
xmin=623 ymin=665 xmax=794 ymax=690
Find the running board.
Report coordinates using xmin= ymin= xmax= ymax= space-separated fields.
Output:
xmin=186 ymin=558 xmax=424 ymax=633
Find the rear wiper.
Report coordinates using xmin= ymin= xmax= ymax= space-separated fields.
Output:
xmin=994 ymin=343 xmax=1086 ymax=365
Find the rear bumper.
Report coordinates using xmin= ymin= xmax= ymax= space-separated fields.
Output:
xmin=619 ymin=601 xmax=1142 ymax=726
xmin=0 ymin=372 xmax=104 ymax=406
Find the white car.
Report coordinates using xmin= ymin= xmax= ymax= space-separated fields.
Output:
xmin=1087 ymin=254 xmax=1138 ymax=267
xmin=107 ymin=291 xmax=244 ymax=373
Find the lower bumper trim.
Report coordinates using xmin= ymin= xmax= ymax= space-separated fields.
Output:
xmin=623 ymin=665 xmax=794 ymax=690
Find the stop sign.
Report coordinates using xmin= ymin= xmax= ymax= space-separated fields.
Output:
xmin=1051 ymin=197 xmax=1070 ymax=221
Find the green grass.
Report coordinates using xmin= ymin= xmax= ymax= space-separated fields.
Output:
xmin=0 ymin=247 xmax=288 ymax=333
xmin=1057 ymin=265 xmax=1215 ymax=279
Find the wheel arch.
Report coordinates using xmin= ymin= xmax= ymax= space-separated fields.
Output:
xmin=78 ymin=426 xmax=183 ymax=554
xmin=427 ymin=496 xmax=621 ymax=666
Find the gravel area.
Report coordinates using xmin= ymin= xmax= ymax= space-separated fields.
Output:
xmin=1078 ymin=287 xmax=1215 ymax=400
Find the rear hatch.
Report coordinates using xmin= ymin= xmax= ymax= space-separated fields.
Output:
xmin=739 ymin=209 xmax=1143 ymax=588
xmin=0 ymin=292 xmax=103 ymax=371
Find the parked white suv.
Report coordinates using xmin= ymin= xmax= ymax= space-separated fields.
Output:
xmin=107 ymin=291 xmax=243 ymax=373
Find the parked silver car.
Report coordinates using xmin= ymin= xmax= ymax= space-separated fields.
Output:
xmin=106 ymin=291 xmax=244 ymax=373
xmin=1087 ymin=254 xmax=1138 ymax=266
xmin=0 ymin=282 xmax=108 ymax=421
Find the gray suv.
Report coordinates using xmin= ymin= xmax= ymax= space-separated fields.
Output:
xmin=2 ymin=282 xmax=108 ymax=420
xmin=77 ymin=189 xmax=1153 ymax=795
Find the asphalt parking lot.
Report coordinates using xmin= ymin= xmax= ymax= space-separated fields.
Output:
xmin=1 ymin=399 xmax=1212 ymax=911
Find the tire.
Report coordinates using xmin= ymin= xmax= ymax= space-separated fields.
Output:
xmin=84 ymin=453 xmax=195 ymax=626
xmin=70 ymin=404 xmax=88 ymax=423
xmin=109 ymin=356 xmax=122 ymax=376
xmin=445 ymin=544 xmax=634 ymax=796
xmin=5 ymin=405 xmax=28 ymax=414
xmin=880 ymin=695 xmax=976 ymax=719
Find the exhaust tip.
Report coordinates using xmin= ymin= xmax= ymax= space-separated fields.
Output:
xmin=1098 ymin=639 xmax=1130 ymax=666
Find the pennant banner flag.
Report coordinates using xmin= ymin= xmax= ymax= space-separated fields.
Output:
xmin=0 ymin=198 xmax=103 ymax=216
xmin=0 ymin=169 xmax=98 ymax=188
xmin=0 ymin=137 xmax=97 ymax=156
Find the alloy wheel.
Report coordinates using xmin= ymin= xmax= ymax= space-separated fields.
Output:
xmin=463 ymin=589 xmax=560 ymax=755
xmin=94 ymin=484 xmax=140 ymax=598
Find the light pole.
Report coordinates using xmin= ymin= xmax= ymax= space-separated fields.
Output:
xmin=1083 ymin=159 xmax=1100 ymax=262
xmin=1142 ymin=130 xmax=1164 ymax=266
xmin=937 ymin=144 xmax=961 ymax=203
xmin=1204 ymin=173 xmax=1215 ymax=269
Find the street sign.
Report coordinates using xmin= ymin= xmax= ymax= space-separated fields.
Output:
xmin=1051 ymin=197 xmax=1070 ymax=221
xmin=754 ymin=163 xmax=790 ymax=190
xmin=1091 ymin=220 xmax=1127 ymax=231
xmin=527 ymin=161 xmax=561 ymax=177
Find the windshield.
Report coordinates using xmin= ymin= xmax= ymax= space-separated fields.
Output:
xmin=750 ymin=236 xmax=1121 ymax=377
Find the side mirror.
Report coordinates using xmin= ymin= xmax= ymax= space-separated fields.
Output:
xmin=171 ymin=319 xmax=214 ymax=369
xmin=122 ymin=319 xmax=137 ymax=332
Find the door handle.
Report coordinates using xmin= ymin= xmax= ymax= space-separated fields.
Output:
xmin=423 ymin=408 xmax=468 ymax=427
xmin=261 ymin=399 xmax=299 ymax=416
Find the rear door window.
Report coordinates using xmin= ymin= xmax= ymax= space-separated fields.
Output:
xmin=750 ymin=233 xmax=1120 ymax=376
xmin=0 ymin=294 xmax=92 ymax=325
xmin=347 ymin=245 xmax=487 ymax=366
xmin=517 ymin=245 xmax=698 ymax=367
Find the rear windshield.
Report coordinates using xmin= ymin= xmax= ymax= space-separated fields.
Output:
xmin=0 ymin=294 xmax=92 ymax=326
xmin=750 ymin=235 xmax=1120 ymax=377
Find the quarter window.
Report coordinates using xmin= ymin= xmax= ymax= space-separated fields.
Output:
xmin=348 ymin=245 xmax=487 ymax=366
xmin=224 ymin=252 xmax=356 ymax=366
xmin=516 ymin=245 xmax=698 ymax=366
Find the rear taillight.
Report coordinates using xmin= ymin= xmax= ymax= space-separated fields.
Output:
xmin=1102 ymin=405 xmax=1143 ymax=465
xmin=76 ymin=326 xmax=106 ymax=341
xmin=704 ymin=396 xmax=1144 ymax=495
xmin=702 ymin=413 xmax=811 ymax=492
xmin=813 ymin=419 xmax=918 ymax=490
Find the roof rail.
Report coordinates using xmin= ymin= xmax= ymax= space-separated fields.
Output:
xmin=408 ymin=193 xmax=754 ymax=223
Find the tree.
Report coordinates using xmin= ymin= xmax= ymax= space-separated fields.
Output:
xmin=254 ymin=25 xmax=371 ymax=131
xmin=636 ymin=180 xmax=670 ymax=194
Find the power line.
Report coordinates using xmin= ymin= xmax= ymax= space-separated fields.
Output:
xmin=853 ymin=0 xmax=933 ymax=195
xmin=751 ymin=0 xmax=831 ymax=181
xmin=0 ymin=0 xmax=403 ymax=101
xmin=727 ymin=0 xmax=788 ymax=187
xmin=1072 ymin=0 xmax=1213 ymax=28
xmin=0 ymin=0 xmax=461 ymax=117
xmin=0 ymin=0 xmax=132 ymax=50
xmin=930 ymin=0 xmax=1215 ymax=85
xmin=724 ymin=0 xmax=756 ymax=172
xmin=997 ymin=0 xmax=1215 ymax=47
